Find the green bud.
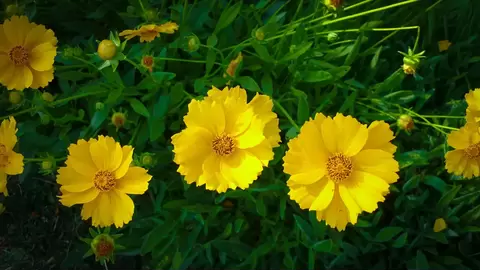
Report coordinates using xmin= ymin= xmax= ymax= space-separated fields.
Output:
xmin=91 ymin=234 xmax=116 ymax=262
xmin=95 ymin=102 xmax=105 ymax=111
xmin=40 ymin=114 xmax=50 ymax=125
xmin=327 ymin=32 xmax=339 ymax=42
xmin=6 ymin=4 xmax=20 ymax=16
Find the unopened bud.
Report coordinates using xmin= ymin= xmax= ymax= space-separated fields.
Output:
xmin=42 ymin=92 xmax=55 ymax=102
xmin=95 ymin=102 xmax=105 ymax=111
xmin=327 ymin=32 xmax=339 ymax=42
xmin=97 ymin=40 xmax=117 ymax=60
xmin=144 ymin=9 xmax=157 ymax=21
xmin=397 ymin=114 xmax=414 ymax=131
xmin=111 ymin=112 xmax=127 ymax=129
xmin=41 ymin=160 xmax=53 ymax=171
xmin=9 ymin=91 xmax=22 ymax=105
xmin=255 ymin=29 xmax=265 ymax=41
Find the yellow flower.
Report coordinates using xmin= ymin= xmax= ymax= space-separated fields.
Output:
xmin=438 ymin=40 xmax=452 ymax=52
xmin=433 ymin=218 xmax=447 ymax=232
xmin=224 ymin=52 xmax=243 ymax=79
xmin=465 ymin=88 xmax=480 ymax=125
xmin=283 ymin=113 xmax=399 ymax=231
xmin=0 ymin=16 xmax=57 ymax=90
xmin=119 ymin=21 xmax=178 ymax=43
xmin=171 ymin=86 xmax=280 ymax=193
xmin=97 ymin=40 xmax=117 ymax=60
xmin=57 ymin=135 xmax=152 ymax=228
xmin=445 ymin=123 xmax=480 ymax=179
xmin=0 ymin=117 xmax=24 ymax=196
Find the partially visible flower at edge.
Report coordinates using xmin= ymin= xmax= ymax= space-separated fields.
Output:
xmin=119 ymin=21 xmax=179 ymax=43
xmin=445 ymin=123 xmax=480 ymax=179
xmin=0 ymin=117 xmax=24 ymax=196
xmin=465 ymin=88 xmax=480 ymax=125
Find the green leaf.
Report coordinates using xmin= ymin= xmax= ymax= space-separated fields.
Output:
xmin=172 ymin=251 xmax=182 ymax=269
xmin=313 ymin=239 xmax=334 ymax=253
xmin=392 ymin=232 xmax=408 ymax=248
xmin=206 ymin=49 xmax=216 ymax=75
xmin=207 ymin=34 xmax=218 ymax=47
xmin=402 ymin=175 xmax=420 ymax=192
xmin=141 ymin=220 xmax=178 ymax=254
xmin=293 ymin=214 xmax=314 ymax=242
xmin=416 ymin=250 xmax=429 ymax=269
xmin=370 ymin=46 xmax=382 ymax=69
xmin=261 ymin=73 xmax=273 ymax=96
xmin=301 ymin=70 xmax=333 ymax=83
xmin=251 ymin=40 xmax=274 ymax=63
xmin=296 ymin=92 xmax=309 ymax=125
xmin=279 ymin=42 xmax=312 ymax=63
xmin=438 ymin=185 xmax=462 ymax=208
xmin=212 ymin=240 xmax=251 ymax=260
xmin=236 ymin=76 xmax=261 ymax=92
xmin=344 ymin=34 xmax=363 ymax=66
xmin=128 ymin=98 xmax=150 ymax=118
xmin=151 ymin=72 xmax=176 ymax=83
xmin=423 ymin=175 xmax=447 ymax=192
xmin=214 ymin=1 xmax=242 ymax=33
xmin=256 ymin=197 xmax=266 ymax=217
xmin=396 ymin=150 xmax=429 ymax=169
xmin=374 ymin=227 xmax=403 ymax=242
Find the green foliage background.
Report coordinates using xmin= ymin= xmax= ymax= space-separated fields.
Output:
xmin=1 ymin=0 xmax=480 ymax=269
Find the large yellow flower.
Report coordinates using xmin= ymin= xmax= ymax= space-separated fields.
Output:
xmin=119 ymin=21 xmax=178 ymax=43
xmin=465 ymin=88 xmax=480 ymax=125
xmin=0 ymin=117 xmax=24 ymax=196
xmin=171 ymin=86 xmax=280 ymax=193
xmin=283 ymin=113 xmax=399 ymax=231
xmin=445 ymin=123 xmax=480 ymax=178
xmin=0 ymin=16 xmax=57 ymax=90
xmin=57 ymin=135 xmax=152 ymax=228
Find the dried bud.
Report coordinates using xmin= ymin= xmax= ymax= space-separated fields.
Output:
xmin=97 ymin=40 xmax=117 ymax=60
xmin=9 ymin=91 xmax=22 ymax=105
xmin=397 ymin=114 xmax=414 ymax=131
xmin=224 ymin=52 xmax=243 ymax=79
xmin=325 ymin=0 xmax=343 ymax=9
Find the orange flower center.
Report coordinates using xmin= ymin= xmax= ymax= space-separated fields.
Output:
xmin=0 ymin=144 xmax=9 ymax=168
xmin=9 ymin=46 xmax=29 ymax=65
xmin=326 ymin=153 xmax=353 ymax=183
xmin=142 ymin=56 xmax=154 ymax=67
xmin=93 ymin=170 xmax=116 ymax=192
xmin=212 ymin=134 xmax=235 ymax=156
xmin=465 ymin=143 xmax=480 ymax=159
xmin=96 ymin=239 xmax=114 ymax=256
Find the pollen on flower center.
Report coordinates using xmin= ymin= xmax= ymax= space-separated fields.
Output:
xmin=465 ymin=143 xmax=480 ymax=159
xmin=0 ymin=144 xmax=9 ymax=168
xmin=9 ymin=46 xmax=29 ymax=65
xmin=212 ymin=134 xmax=235 ymax=156
xmin=326 ymin=153 xmax=353 ymax=183
xmin=93 ymin=170 xmax=116 ymax=192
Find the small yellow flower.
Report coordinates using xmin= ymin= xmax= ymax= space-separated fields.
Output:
xmin=0 ymin=16 xmax=57 ymax=90
xmin=141 ymin=55 xmax=154 ymax=72
xmin=119 ymin=21 xmax=179 ymax=43
xmin=224 ymin=52 xmax=243 ymax=79
xmin=445 ymin=123 xmax=480 ymax=179
xmin=0 ymin=117 xmax=24 ymax=196
xmin=8 ymin=91 xmax=23 ymax=105
xmin=97 ymin=40 xmax=117 ymax=60
xmin=111 ymin=112 xmax=127 ymax=130
xmin=57 ymin=135 xmax=152 ymax=228
xmin=438 ymin=40 xmax=452 ymax=52
xmin=171 ymin=86 xmax=280 ymax=193
xmin=433 ymin=218 xmax=447 ymax=232
xmin=465 ymin=88 xmax=480 ymax=125
xmin=397 ymin=114 xmax=414 ymax=132
xmin=283 ymin=114 xmax=399 ymax=231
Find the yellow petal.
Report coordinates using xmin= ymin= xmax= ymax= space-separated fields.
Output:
xmin=0 ymin=26 xmax=12 ymax=52
xmin=23 ymin=66 xmax=33 ymax=88
xmin=309 ymin=178 xmax=335 ymax=211
xmin=4 ymin=151 xmax=24 ymax=175
xmin=67 ymin=139 xmax=98 ymax=176
xmin=114 ymin=145 xmax=134 ymax=179
xmin=29 ymin=42 xmax=56 ymax=71
xmin=198 ymin=154 xmax=221 ymax=191
xmin=104 ymin=136 xmax=123 ymax=171
xmin=110 ymin=190 xmax=134 ymax=228
xmin=244 ymin=140 xmax=274 ymax=167
xmin=348 ymin=184 xmax=383 ymax=213
xmin=29 ymin=68 xmax=54 ymax=89
xmin=115 ymin=167 xmax=152 ymax=194
xmin=363 ymin=121 xmax=396 ymax=152
xmin=338 ymin=184 xmax=362 ymax=222
xmin=220 ymin=150 xmax=263 ymax=189
xmin=3 ymin=16 xmax=32 ymax=45
xmin=93 ymin=192 xmax=114 ymax=227
xmin=0 ymin=172 xmax=8 ymax=196
xmin=447 ymin=127 xmax=472 ymax=150
xmin=433 ymin=218 xmax=447 ymax=232
xmin=0 ymin=116 xmax=18 ymax=150
xmin=59 ymin=188 xmax=99 ymax=207
xmin=184 ymin=100 xmax=226 ymax=135
xmin=321 ymin=117 xmax=338 ymax=154
xmin=350 ymin=170 xmax=390 ymax=193
xmin=89 ymin=136 xmax=110 ymax=170
xmin=333 ymin=114 xmax=368 ymax=156
xmin=235 ymin=117 xmax=265 ymax=149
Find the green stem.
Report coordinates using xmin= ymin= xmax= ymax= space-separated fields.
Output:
xmin=420 ymin=115 xmax=464 ymax=119
xmin=199 ymin=44 xmax=225 ymax=62
xmin=413 ymin=26 xmax=421 ymax=52
xmin=356 ymin=101 xmax=397 ymax=119
xmin=157 ymin=57 xmax=223 ymax=66
xmin=402 ymin=107 xmax=450 ymax=134
xmin=273 ymin=100 xmax=300 ymax=131
xmin=415 ymin=121 xmax=458 ymax=132
xmin=138 ymin=0 xmax=146 ymax=13
xmin=128 ymin=120 xmax=142 ymax=145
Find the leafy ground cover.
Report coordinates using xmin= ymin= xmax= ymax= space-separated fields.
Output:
xmin=1 ymin=0 xmax=480 ymax=269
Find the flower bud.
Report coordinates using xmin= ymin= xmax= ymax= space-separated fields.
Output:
xmin=255 ymin=29 xmax=265 ymax=41
xmin=41 ymin=160 xmax=53 ymax=171
xmin=182 ymin=34 xmax=200 ymax=53
xmin=95 ymin=102 xmax=105 ymax=111
xmin=327 ymin=32 xmax=339 ymax=42
xmin=397 ymin=114 xmax=414 ymax=131
xmin=6 ymin=4 xmax=21 ymax=16
xmin=91 ymin=234 xmax=116 ymax=262
xmin=97 ymin=40 xmax=117 ymax=60
xmin=126 ymin=5 xmax=135 ymax=14
xmin=433 ymin=218 xmax=447 ymax=232
xmin=402 ymin=64 xmax=416 ymax=75
xmin=40 ymin=114 xmax=50 ymax=125
xmin=111 ymin=112 xmax=127 ymax=129
xmin=141 ymin=55 xmax=154 ymax=72
xmin=325 ymin=0 xmax=343 ymax=9
xmin=144 ymin=9 xmax=157 ymax=21
xmin=42 ymin=92 xmax=55 ymax=102
xmin=9 ymin=91 xmax=22 ymax=105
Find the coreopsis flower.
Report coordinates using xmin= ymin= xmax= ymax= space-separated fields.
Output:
xmin=445 ymin=123 xmax=480 ymax=179
xmin=0 ymin=16 xmax=57 ymax=90
xmin=97 ymin=40 xmax=117 ymax=60
xmin=0 ymin=117 xmax=24 ymax=196
xmin=171 ymin=86 xmax=280 ymax=193
xmin=119 ymin=21 xmax=178 ymax=43
xmin=57 ymin=135 xmax=152 ymax=228
xmin=224 ymin=52 xmax=243 ymax=79
xmin=283 ymin=113 xmax=399 ymax=231
xmin=438 ymin=40 xmax=452 ymax=52
xmin=141 ymin=55 xmax=154 ymax=72
xmin=465 ymin=88 xmax=480 ymax=125
xmin=433 ymin=218 xmax=447 ymax=232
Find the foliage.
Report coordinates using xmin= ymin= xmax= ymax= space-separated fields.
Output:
xmin=1 ymin=0 xmax=480 ymax=269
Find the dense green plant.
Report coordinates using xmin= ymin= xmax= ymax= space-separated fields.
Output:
xmin=1 ymin=0 xmax=480 ymax=269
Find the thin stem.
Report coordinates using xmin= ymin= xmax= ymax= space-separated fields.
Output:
xmin=402 ymin=107 xmax=450 ymax=134
xmin=156 ymin=57 xmax=223 ymax=66
xmin=415 ymin=121 xmax=458 ymax=131
xmin=138 ymin=0 xmax=146 ymax=13
xmin=356 ymin=101 xmax=397 ymax=119
xmin=128 ymin=120 xmax=142 ymax=145
xmin=273 ymin=100 xmax=300 ymax=131
xmin=413 ymin=26 xmax=421 ymax=52
xmin=420 ymin=115 xmax=464 ymax=119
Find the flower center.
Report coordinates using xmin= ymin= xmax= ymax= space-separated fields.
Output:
xmin=142 ymin=56 xmax=153 ymax=67
xmin=212 ymin=134 xmax=235 ymax=156
xmin=326 ymin=153 xmax=353 ymax=183
xmin=93 ymin=170 xmax=116 ymax=192
xmin=0 ymin=144 xmax=9 ymax=168
xmin=96 ymin=239 xmax=114 ymax=256
xmin=9 ymin=46 xmax=29 ymax=65
xmin=465 ymin=143 xmax=480 ymax=159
